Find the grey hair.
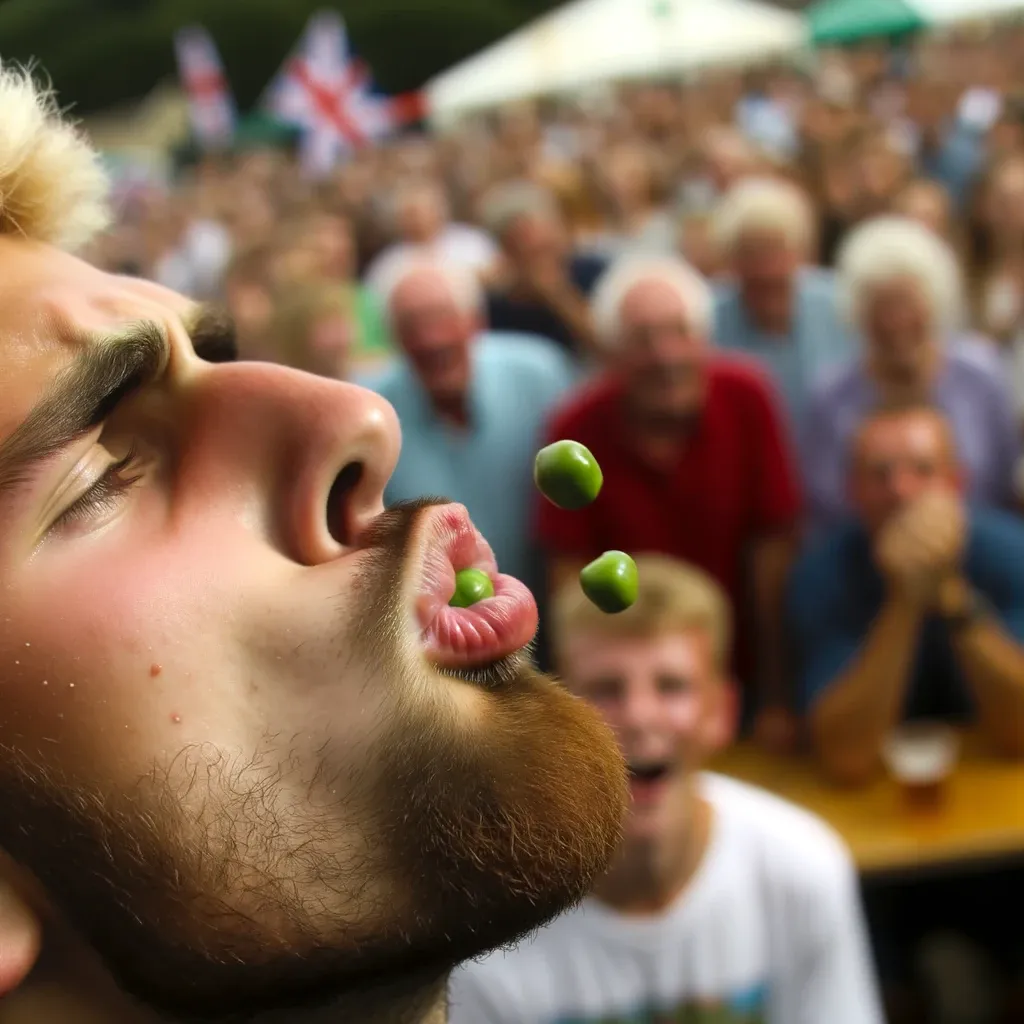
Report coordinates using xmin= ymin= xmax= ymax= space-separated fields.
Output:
xmin=371 ymin=252 xmax=485 ymax=330
xmin=480 ymin=180 xmax=559 ymax=242
xmin=837 ymin=215 xmax=964 ymax=338
xmin=0 ymin=63 xmax=110 ymax=252
xmin=712 ymin=176 xmax=814 ymax=257
xmin=591 ymin=255 xmax=714 ymax=349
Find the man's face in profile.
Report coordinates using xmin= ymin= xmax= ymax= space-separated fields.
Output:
xmin=0 ymin=237 xmax=627 ymax=1021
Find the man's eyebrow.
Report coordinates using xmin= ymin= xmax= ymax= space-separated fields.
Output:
xmin=0 ymin=321 xmax=168 ymax=497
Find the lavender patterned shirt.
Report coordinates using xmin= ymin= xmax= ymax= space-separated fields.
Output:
xmin=802 ymin=346 xmax=1021 ymax=530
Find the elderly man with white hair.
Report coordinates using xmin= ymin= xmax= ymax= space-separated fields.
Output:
xmin=803 ymin=216 xmax=1020 ymax=530
xmin=712 ymin=177 xmax=854 ymax=431
xmin=536 ymin=255 xmax=803 ymax=748
xmin=366 ymin=252 xmax=577 ymax=628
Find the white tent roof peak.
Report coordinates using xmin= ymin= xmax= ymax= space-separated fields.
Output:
xmin=427 ymin=0 xmax=806 ymax=123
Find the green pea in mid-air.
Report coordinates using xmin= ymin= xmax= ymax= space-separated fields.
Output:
xmin=580 ymin=551 xmax=638 ymax=614
xmin=534 ymin=440 xmax=603 ymax=511
xmin=450 ymin=568 xmax=496 ymax=608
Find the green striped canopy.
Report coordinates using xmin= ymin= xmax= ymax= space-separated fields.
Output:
xmin=808 ymin=0 xmax=1024 ymax=45
xmin=808 ymin=0 xmax=924 ymax=45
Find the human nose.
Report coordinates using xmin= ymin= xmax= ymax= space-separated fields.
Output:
xmin=179 ymin=361 xmax=401 ymax=565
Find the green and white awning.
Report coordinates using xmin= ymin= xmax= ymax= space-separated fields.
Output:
xmin=808 ymin=0 xmax=1024 ymax=45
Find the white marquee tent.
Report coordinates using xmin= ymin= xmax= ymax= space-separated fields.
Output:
xmin=426 ymin=0 xmax=808 ymax=124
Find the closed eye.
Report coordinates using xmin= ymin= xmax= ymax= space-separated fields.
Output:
xmin=51 ymin=445 xmax=145 ymax=531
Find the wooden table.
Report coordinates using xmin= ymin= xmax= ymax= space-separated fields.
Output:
xmin=711 ymin=736 xmax=1024 ymax=878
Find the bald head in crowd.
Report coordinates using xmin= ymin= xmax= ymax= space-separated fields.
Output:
xmin=591 ymin=256 xmax=714 ymax=428
xmin=377 ymin=256 xmax=485 ymax=417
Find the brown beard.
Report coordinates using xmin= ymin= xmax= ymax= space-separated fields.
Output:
xmin=0 ymin=500 xmax=627 ymax=1022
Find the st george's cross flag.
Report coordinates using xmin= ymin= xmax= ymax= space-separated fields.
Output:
xmin=173 ymin=25 xmax=237 ymax=150
xmin=263 ymin=10 xmax=426 ymax=177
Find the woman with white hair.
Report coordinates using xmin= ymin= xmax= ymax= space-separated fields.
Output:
xmin=802 ymin=216 xmax=1020 ymax=529
xmin=712 ymin=177 xmax=855 ymax=432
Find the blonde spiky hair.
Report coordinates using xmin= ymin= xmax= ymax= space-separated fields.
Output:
xmin=0 ymin=64 xmax=111 ymax=253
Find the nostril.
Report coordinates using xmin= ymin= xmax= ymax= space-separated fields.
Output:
xmin=326 ymin=462 xmax=364 ymax=546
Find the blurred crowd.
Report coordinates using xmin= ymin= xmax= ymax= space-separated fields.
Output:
xmin=83 ymin=25 xmax=1024 ymax=1023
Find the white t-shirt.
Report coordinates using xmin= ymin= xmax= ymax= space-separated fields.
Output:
xmin=448 ymin=773 xmax=883 ymax=1024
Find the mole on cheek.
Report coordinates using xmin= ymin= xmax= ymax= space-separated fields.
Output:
xmin=150 ymin=664 xmax=162 ymax=678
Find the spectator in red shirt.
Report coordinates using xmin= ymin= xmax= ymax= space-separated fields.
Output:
xmin=537 ymin=256 xmax=803 ymax=749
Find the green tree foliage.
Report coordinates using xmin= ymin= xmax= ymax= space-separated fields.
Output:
xmin=0 ymin=0 xmax=562 ymax=115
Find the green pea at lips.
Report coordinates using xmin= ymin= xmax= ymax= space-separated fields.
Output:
xmin=580 ymin=551 xmax=638 ymax=614
xmin=534 ymin=440 xmax=603 ymax=510
xmin=449 ymin=568 xmax=496 ymax=608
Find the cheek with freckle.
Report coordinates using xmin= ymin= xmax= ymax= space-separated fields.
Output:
xmin=3 ymin=513 xmax=394 ymax=796
xmin=0 ymin=546 xmax=269 ymax=779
